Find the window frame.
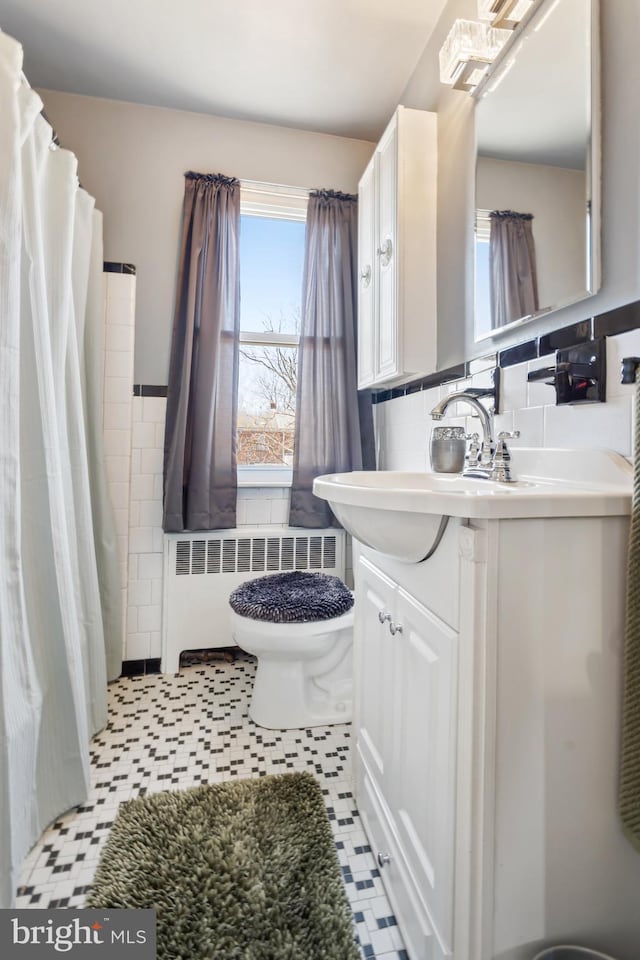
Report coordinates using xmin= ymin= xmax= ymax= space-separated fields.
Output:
xmin=237 ymin=181 xmax=308 ymax=488
xmin=474 ymin=208 xmax=493 ymax=338
xmin=475 ymin=208 xmax=492 ymax=243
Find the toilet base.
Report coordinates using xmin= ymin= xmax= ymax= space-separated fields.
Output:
xmin=249 ymin=656 xmax=352 ymax=730
xmin=231 ymin=608 xmax=354 ymax=730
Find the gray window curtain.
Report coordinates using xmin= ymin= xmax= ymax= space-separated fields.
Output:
xmin=163 ymin=172 xmax=240 ymax=532
xmin=489 ymin=210 xmax=539 ymax=328
xmin=289 ymin=190 xmax=375 ymax=529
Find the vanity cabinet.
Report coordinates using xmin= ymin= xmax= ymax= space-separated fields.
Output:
xmin=355 ymin=555 xmax=458 ymax=960
xmin=353 ymin=511 xmax=640 ymax=960
xmin=357 ymin=105 xmax=437 ymax=389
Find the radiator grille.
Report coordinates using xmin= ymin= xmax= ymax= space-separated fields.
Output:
xmin=163 ymin=528 xmax=345 ymax=670
xmin=175 ymin=533 xmax=339 ymax=576
xmin=207 ymin=539 xmax=220 ymax=573
xmin=176 ymin=540 xmax=191 ymax=575
xmin=192 ymin=540 xmax=206 ymax=574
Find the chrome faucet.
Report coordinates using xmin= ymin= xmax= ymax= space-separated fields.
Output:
xmin=430 ymin=387 xmax=518 ymax=481
xmin=431 ymin=388 xmax=494 ymax=441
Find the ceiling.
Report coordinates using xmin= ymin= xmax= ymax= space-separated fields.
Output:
xmin=0 ymin=0 xmax=449 ymax=141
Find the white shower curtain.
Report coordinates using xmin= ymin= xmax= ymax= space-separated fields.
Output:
xmin=78 ymin=209 xmax=124 ymax=685
xmin=0 ymin=32 xmax=119 ymax=907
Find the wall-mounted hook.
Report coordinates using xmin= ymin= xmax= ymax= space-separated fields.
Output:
xmin=621 ymin=357 xmax=640 ymax=384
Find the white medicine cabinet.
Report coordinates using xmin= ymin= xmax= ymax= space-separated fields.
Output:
xmin=357 ymin=105 xmax=438 ymax=389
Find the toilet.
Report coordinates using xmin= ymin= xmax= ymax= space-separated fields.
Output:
xmin=229 ymin=571 xmax=354 ymax=730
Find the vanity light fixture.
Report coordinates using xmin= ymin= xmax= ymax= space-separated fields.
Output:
xmin=477 ymin=0 xmax=535 ymax=28
xmin=438 ymin=19 xmax=511 ymax=91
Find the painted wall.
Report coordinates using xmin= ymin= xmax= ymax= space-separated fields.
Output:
xmin=38 ymin=89 xmax=375 ymax=384
xmin=399 ymin=0 xmax=640 ymax=367
xmin=476 ymin=156 xmax=585 ymax=314
xmin=39 ymin=2 xmax=640 ymax=377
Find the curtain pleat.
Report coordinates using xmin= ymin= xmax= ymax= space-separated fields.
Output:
xmin=289 ymin=191 xmax=375 ymax=528
xmin=163 ymin=172 xmax=240 ymax=532
xmin=489 ymin=210 xmax=539 ymax=328
xmin=66 ymin=188 xmax=110 ymax=728
xmin=80 ymin=211 xmax=123 ymax=682
xmin=20 ymin=105 xmax=92 ymax=837
xmin=0 ymin=32 xmax=114 ymax=905
xmin=0 ymin=32 xmax=43 ymax=911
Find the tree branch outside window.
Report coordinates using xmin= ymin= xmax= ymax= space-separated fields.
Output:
xmin=238 ymin=312 xmax=299 ymax=466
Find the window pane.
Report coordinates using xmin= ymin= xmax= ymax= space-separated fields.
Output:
xmin=475 ymin=239 xmax=492 ymax=337
xmin=237 ymin=345 xmax=296 ymax=467
xmin=239 ymin=215 xmax=305 ymax=334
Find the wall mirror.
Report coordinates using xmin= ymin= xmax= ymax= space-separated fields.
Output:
xmin=473 ymin=0 xmax=600 ymax=341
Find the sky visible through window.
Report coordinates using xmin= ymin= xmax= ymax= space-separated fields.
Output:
xmin=475 ymin=239 xmax=492 ymax=337
xmin=240 ymin=215 xmax=305 ymax=333
xmin=237 ymin=214 xmax=305 ymax=467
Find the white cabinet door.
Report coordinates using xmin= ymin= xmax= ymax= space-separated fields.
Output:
xmin=392 ymin=587 xmax=458 ymax=958
xmin=356 ymin=556 xmax=440 ymax=960
xmin=357 ymin=157 xmax=376 ymax=389
xmin=355 ymin=106 xmax=437 ymax=389
xmin=354 ymin=556 xmax=397 ymax=793
xmin=375 ymin=116 xmax=399 ymax=383
xmin=354 ymin=552 xmax=459 ymax=960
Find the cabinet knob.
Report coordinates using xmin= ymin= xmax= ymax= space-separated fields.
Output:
xmin=377 ymin=851 xmax=391 ymax=868
xmin=389 ymin=621 xmax=403 ymax=636
xmin=360 ymin=264 xmax=371 ymax=287
xmin=378 ymin=610 xmax=391 ymax=624
xmin=376 ymin=237 xmax=393 ymax=268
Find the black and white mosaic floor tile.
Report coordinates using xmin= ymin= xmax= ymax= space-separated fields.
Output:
xmin=16 ymin=653 xmax=408 ymax=960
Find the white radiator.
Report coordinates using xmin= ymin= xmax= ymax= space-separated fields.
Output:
xmin=161 ymin=527 xmax=346 ymax=672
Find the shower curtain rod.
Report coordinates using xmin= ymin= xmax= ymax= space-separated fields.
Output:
xmin=20 ymin=69 xmax=61 ymax=147
xmin=41 ymin=108 xmax=61 ymax=147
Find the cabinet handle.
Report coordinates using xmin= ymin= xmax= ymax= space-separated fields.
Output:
xmin=376 ymin=237 xmax=393 ymax=268
xmin=378 ymin=610 xmax=391 ymax=624
xmin=360 ymin=264 xmax=371 ymax=287
xmin=389 ymin=621 xmax=403 ymax=636
xmin=377 ymin=852 xmax=391 ymax=868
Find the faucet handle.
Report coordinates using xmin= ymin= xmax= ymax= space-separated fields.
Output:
xmin=479 ymin=438 xmax=495 ymax=469
xmin=495 ymin=430 xmax=520 ymax=459
xmin=492 ymin=430 xmax=520 ymax=482
xmin=465 ymin=432 xmax=481 ymax=467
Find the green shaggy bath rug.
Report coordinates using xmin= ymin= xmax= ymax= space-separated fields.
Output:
xmin=87 ymin=771 xmax=360 ymax=960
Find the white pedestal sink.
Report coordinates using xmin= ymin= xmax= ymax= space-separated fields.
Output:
xmin=313 ymin=448 xmax=631 ymax=562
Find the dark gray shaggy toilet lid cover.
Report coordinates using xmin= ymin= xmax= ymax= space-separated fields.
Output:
xmin=229 ymin=571 xmax=354 ymax=624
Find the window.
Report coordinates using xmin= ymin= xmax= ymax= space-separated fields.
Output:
xmin=237 ymin=183 xmax=308 ymax=486
xmin=474 ymin=209 xmax=492 ymax=338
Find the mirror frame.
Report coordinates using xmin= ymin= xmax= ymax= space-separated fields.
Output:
xmin=471 ymin=0 xmax=601 ymax=343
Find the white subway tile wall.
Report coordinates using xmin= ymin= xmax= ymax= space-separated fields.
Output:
xmin=127 ymin=396 xmax=165 ymax=661
xmin=102 ymin=273 xmax=136 ymax=654
xmin=126 ymin=396 xmax=304 ymax=661
xmin=378 ymin=330 xmax=640 ymax=471
xmin=376 ymin=384 xmax=466 ymax=472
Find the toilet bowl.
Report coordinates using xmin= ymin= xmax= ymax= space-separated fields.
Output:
xmin=230 ymin=607 xmax=354 ymax=729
